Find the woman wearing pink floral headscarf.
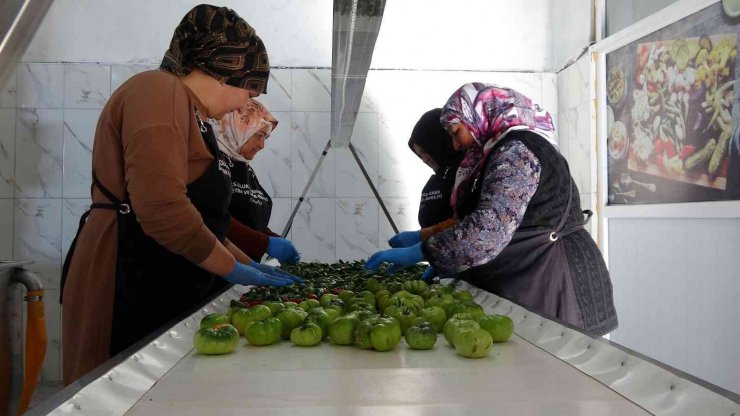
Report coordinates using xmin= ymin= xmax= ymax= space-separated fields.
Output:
xmin=211 ymin=100 xmax=300 ymax=264
xmin=368 ymin=83 xmax=617 ymax=336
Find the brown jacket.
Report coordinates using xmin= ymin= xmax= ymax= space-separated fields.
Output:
xmin=62 ymin=71 xmax=221 ymax=385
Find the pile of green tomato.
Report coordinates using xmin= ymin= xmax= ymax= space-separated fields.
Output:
xmin=194 ymin=262 xmax=514 ymax=359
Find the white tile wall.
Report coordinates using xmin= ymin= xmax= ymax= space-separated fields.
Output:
xmin=15 ymin=109 xmax=64 ymax=198
xmin=63 ymin=64 xmax=111 ymax=109
xmin=0 ymin=67 xmax=16 ymax=108
xmin=0 ymin=109 xmax=15 ymax=198
xmin=0 ymin=199 xmax=13 ymax=259
xmin=18 ymin=63 xmax=64 ymax=109
xmin=250 ymin=111 xmax=292 ymax=198
xmin=62 ymin=110 xmax=98 ymax=198
xmin=4 ymin=62 xmax=550 ymax=381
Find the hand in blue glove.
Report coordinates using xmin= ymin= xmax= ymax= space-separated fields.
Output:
xmin=249 ymin=260 xmax=305 ymax=284
xmin=267 ymin=237 xmax=301 ymax=264
xmin=222 ymin=261 xmax=293 ymax=287
xmin=365 ymin=243 xmax=424 ymax=273
xmin=388 ymin=230 xmax=421 ymax=248
xmin=421 ymin=265 xmax=438 ymax=282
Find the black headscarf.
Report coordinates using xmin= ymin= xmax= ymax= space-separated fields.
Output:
xmin=408 ymin=108 xmax=464 ymax=173
xmin=160 ymin=4 xmax=270 ymax=93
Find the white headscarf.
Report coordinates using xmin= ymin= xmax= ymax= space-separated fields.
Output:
xmin=210 ymin=99 xmax=278 ymax=163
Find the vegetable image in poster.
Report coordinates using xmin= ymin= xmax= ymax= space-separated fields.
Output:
xmin=606 ymin=2 xmax=740 ymax=204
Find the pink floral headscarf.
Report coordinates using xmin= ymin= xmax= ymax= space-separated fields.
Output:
xmin=440 ymin=82 xmax=556 ymax=210
xmin=212 ymin=99 xmax=278 ymax=163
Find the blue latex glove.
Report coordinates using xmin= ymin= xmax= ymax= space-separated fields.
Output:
xmin=421 ymin=265 xmax=438 ymax=282
xmin=365 ymin=243 xmax=424 ymax=273
xmin=222 ymin=262 xmax=293 ymax=287
xmin=250 ymin=260 xmax=305 ymax=284
xmin=267 ymin=237 xmax=301 ymax=264
xmin=388 ymin=230 xmax=421 ymax=248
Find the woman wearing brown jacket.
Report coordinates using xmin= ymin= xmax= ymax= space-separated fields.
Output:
xmin=60 ymin=5 xmax=300 ymax=385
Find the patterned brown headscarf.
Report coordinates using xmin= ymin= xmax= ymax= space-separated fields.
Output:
xmin=160 ymin=4 xmax=270 ymax=93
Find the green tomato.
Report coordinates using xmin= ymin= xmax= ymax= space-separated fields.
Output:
xmin=324 ymin=307 xmax=341 ymax=322
xmin=430 ymin=283 xmax=455 ymax=295
xmin=451 ymin=312 xmax=477 ymax=322
xmin=443 ymin=318 xmax=480 ymax=347
xmin=453 ymin=290 xmax=474 ymax=302
xmin=454 ymin=328 xmax=493 ymax=358
xmin=276 ymin=308 xmax=308 ymax=339
xmin=420 ymin=306 xmax=447 ymax=333
xmin=325 ymin=299 xmax=346 ymax=314
xmin=193 ymin=324 xmax=240 ymax=355
xmin=402 ymin=280 xmax=428 ymax=295
xmin=394 ymin=290 xmax=412 ymax=299
xmin=244 ymin=317 xmax=282 ymax=346
xmin=424 ymin=297 xmax=444 ymax=308
xmin=230 ymin=306 xmax=271 ymax=335
xmin=453 ymin=301 xmax=484 ymax=320
xmin=282 ymin=301 xmax=300 ymax=309
xmin=250 ymin=305 xmax=273 ymax=321
xmin=405 ymin=321 xmax=438 ymax=350
xmin=306 ymin=309 xmax=332 ymax=339
xmin=329 ymin=314 xmax=361 ymax=345
xmin=200 ymin=313 xmax=230 ymax=329
xmin=338 ymin=290 xmax=355 ymax=303
xmin=421 ymin=289 xmax=438 ymax=300
xmin=354 ymin=317 xmax=402 ymax=351
xmin=226 ymin=307 xmax=243 ymax=321
xmin=358 ymin=291 xmax=377 ymax=308
xmin=347 ymin=301 xmax=376 ymax=314
xmin=384 ymin=305 xmax=417 ymax=335
xmin=387 ymin=281 xmax=403 ymax=293
xmin=364 ymin=277 xmax=386 ymax=294
xmin=263 ymin=301 xmax=286 ymax=316
xmin=299 ymin=299 xmax=321 ymax=311
xmin=290 ymin=322 xmax=323 ymax=347
xmin=478 ymin=314 xmax=514 ymax=343
xmin=349 ymin=309 xmax=377 ymax=322
xmin=319 ymin=293 xmax=339 ymax=307
xmin=377 ymin=292 xmax=395 ymax=312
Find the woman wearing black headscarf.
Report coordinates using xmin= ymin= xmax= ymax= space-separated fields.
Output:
xmin=409 ymin=108 xmax=464 ymax=229
xmin=61 ymin=5 xmax=300 ymax=384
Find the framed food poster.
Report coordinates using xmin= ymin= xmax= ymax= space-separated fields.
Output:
xmin=601 ymin=0 xmax=740 ymax=209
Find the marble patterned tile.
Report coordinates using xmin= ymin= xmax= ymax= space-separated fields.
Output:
xmin=14 ymin=199 xmax=62 ymax=289
xmin=335 ymin=112 xmax=378 ymax=198
xmin=64 ymin=64 xmax=111 ymax=109
xmin=570 ymin=101 xmax=593 ymax=194
xmin=291 ymin=69 xmax=331 ymax=112
xmin=63 ymin=110 xmax=98 ymax=198
xmin=254 ymin=69 xmax=292 ymax=112
xmin=379 ymin=198 xmax=421 ymax=246
xmin=62 ymin=199 xmax=91 ymax=261
xmin=336 ymin=198 xmax=379 ymax=261
xmin=359 ymin=71 xmax=380 ymax=113
xmin=541 ymin=73 xmax=558 ymax=117
xmin=17 ymin=63 xmax=64 ymax=109
xmin=377 ymin=111 xmax=431 ymax=198
xmin=110 ymin=64 xmax=158 ymax=94
xmin=0 ymin=109 xmax=15 ymax=198
xmin=557 ymin=111 xmax=571 ymax=161
xmin=250 ymin=111 xmax=291 ymax=198
xmin=559 ymin=55 xmax=590 ymax=110
xmin=0 ymin=199 xmax=13 ymax=259
xmin=0 ymin=66 xmax=16 ymax=108
xmin=268 ymin=198 xmax=293 ymax=241
xmin=41 ymin=288 xmax=62 ymax=381
xmin=291 ymin=112 xmax=334 ymax=197
xmin=291 ymin=197 xmax=335 ymax=263
xmin=15 ymin=109 xmax=64 ymax=198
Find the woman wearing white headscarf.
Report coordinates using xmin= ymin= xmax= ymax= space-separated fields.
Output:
xmin=212 ymin=100 xmax=300 ymax=264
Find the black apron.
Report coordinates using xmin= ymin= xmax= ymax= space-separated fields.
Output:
xmin=61 ymin=108 xmax=233 ymax=356
xmin=226 ymin=157 xmax=272 ymax=232
xmin=456 ymin=138 xmax=592 ymax=328
xmin=418 ymin=166 xmax=456 ymax=228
